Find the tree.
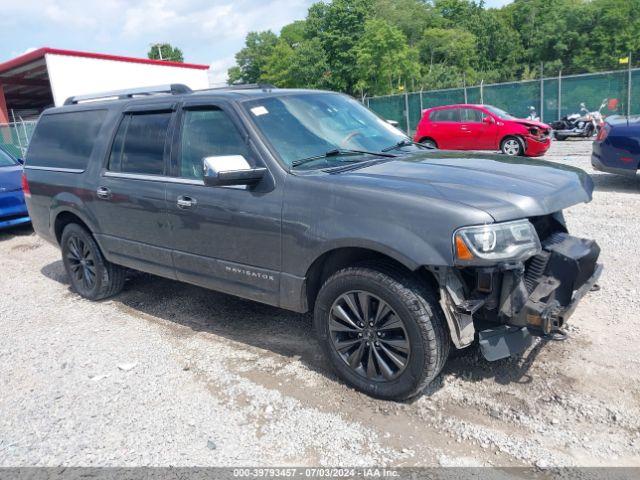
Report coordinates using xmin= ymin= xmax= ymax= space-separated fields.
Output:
xmin=420 ymin=28 xmax=477 ymax=71
xmin=227 ymin=31 xmax=278 ymax=84
xmin=306 ymin=0 xmax=373 ymax=93
xmin=226 ymin=0 xmax=640 ymax=95
xmin=147 ymin=43 xmax=184 ymax=62
xmin=355 ymin=19 xmax=420 ymax=96
xmin=263 ymin=38 xmax=330 ymax=89
xmin=372 ymin=0 xmax=442 ymax=46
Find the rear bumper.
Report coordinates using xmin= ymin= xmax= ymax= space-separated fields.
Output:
xmin=0 ymin=215 xmax=31 ymax=230
xmin=0 ymin=190 xmax=30 ymax=230
xmin=523 ymin=136 xmax=551 ymax=157
xmin=591 ymin=150 xmax=639 ymax=176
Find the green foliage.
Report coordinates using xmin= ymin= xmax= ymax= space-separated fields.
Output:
xmin=228 ymin=31 xmax=278 ymax=84
xmin=355 ymin=19 xmax=420 ymax=95
xmin=262 ymin=38 xmax=331 ymax=89
xmin=147 ymin=43 xmax=184 ymax=63
xmin=228 ymin=0 xmax=640 ymax=95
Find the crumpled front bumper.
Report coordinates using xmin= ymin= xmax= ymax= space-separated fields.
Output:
xmin=499 ymin=232 xmax=601 ymax=335
xmin=438 ymin=232 xmax=602 ymax=361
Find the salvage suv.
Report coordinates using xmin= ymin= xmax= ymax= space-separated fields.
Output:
xmin=23 ymin=85 xmax=602 ymax=400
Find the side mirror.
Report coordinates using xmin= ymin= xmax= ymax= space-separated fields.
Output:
xmin=203 ymin=155 xmax=266 ymax=188
xmin=482 ymin=116 xmax=494 ymax=124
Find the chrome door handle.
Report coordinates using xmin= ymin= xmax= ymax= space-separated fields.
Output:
xmin=96 ymin=186 xmax=111 ymax=199
xmin=177 ymin=195 xmax=197 ymax=209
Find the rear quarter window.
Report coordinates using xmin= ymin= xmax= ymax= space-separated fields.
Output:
xmin=26 ymin=109 xmax=107 ymax=171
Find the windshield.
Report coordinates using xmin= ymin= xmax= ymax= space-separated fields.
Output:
xmin=0 ymin=148 xmax=18 ymax=167
xmin=484 ymin=105 xmax=517 ymax=120
xmin=243 ymin=93 xmax=410 ymax=169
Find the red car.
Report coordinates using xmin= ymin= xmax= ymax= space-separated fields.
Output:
xmin=413 ymin=104 xmax=552 ymax=157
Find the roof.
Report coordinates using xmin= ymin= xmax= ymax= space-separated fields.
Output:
xmin=0 ymin=47 xmax=209 ymax=75
xmin=44 ymin=87 xmax=335 ymax=114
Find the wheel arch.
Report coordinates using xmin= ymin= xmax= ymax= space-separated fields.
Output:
xmin=53 ymin=209 xmax=96 ymax=245
xmin=500 ymin=134 xmax=525 ymax=153
xmin=418 ymin=136 xmax=438 ymax=147
xmin=303 ymin=245 xmax=439 ymax=312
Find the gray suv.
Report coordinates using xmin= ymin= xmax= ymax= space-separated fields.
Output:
xmin=23 ymin=84 xmax=601 ymax=400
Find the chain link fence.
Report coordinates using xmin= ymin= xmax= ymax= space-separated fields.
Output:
xmin=367 ymin=68 xmax=638 ymax=135
xmin=0 ymin=121 xmax=37 ymax=159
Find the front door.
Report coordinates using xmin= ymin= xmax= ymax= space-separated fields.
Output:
xmin=458 ymin=108 xmax=497 ymax=150
xmin=91 ymin=105 xmax=175 ymax=278
xmin=164 ymin=101 xmax=283 ymax=306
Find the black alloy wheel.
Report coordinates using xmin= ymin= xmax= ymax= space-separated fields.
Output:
xmin=329 ymin=290 xmax=410 ymax=381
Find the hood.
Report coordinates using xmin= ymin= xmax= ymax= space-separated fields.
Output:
xmin=0 ymin=165 xmax=23 ymax=193
xmin=513 ymin=119 xmax=551 ymax=130
xmin=332 ymin=151 xmax=593 ymax=222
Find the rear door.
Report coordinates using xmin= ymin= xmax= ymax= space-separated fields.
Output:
xmin=91 ymin=104 xmax=176 ymax=278
xmin=429 ymin=108 xmax=462 ymax=149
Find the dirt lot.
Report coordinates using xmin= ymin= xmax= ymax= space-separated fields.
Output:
xmin=1 ymin=140 xmax=639 ymax=468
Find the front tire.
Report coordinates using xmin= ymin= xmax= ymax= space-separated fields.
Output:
xmin=313 ymin=263 xmax=449 ymax=401
xmin=61 ymin=223 xmax=126 ymax=301
xmin=500 ymin=136 xmax=524 ymax=156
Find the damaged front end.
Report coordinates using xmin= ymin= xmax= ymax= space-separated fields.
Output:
xmin=434 ymin=213 xmax=602 ymax=361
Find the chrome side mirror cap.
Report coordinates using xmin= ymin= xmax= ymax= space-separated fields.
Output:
xmin=203 ymin=155 xmax=266 ymax=188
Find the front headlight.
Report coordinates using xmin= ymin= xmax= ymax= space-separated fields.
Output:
xmin=453 ymin=219 xmax=541 ymax=265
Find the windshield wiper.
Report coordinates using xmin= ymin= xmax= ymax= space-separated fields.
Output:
xmin=381 ymin=139 xmax=435 ymax=152
xmin=291 ymin=148 xmax=396 ymax=168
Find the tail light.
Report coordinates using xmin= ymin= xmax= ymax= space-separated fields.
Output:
xmin=21 ymin=172 xmax=31 ymax=198
xmin=596 ymin=126 xmax=609 ymax=142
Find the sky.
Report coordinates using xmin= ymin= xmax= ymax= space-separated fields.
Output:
xmin=0 ymin=0 xmax=513 ymax=86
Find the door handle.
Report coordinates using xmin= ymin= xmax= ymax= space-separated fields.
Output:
xmin=177 ymin=195 xmax=197 ymax=209
xmin=96 ymin=186 xmax=111 ymax=199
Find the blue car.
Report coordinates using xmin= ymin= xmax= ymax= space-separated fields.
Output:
xmin=591 ymin=116 xmax=640 ymax=176
xmin=0 ymin=145 xmax=30 ymax=229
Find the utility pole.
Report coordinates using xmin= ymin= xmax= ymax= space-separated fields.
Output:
xmin=540 ymin=62 xmax=544 ymax=122
xmin=480 ymin=79 xmax=484 ymax=104
xmin=463 ymin=72 xmax=468 ymax=104
xmin=627 ymin=51 xmax=632 ymax=118
xmin=558 ymin=68 xmax=562 ymax=121
xmin=150 ymin=43 xmax=164 ymax=60
xmin=404 ymin=90 xmax=410 ymax=136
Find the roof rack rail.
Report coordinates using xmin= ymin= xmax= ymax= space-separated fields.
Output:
xmin=199 ymin=83 xmax=276 ymax=92
xmin=64 ymin=84 xmax=192 ymax=105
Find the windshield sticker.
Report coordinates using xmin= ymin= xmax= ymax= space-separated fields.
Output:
xmin=251 ymin=106 xmax=269 ymax=116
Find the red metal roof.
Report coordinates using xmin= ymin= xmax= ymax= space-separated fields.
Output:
xmin=0 ymin=47 xmax=209 ymax=75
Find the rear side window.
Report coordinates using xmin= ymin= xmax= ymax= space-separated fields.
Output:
xmin=430 ymin=108 xmax=460 ymax=122
xmin=108 ymin=112 xmax=171 ymax=175
xmin=27 ymin=110 xmax=107 ymax=171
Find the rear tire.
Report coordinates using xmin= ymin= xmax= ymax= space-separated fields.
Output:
xmin=61 ymin=223 xmax=126 ymax=301
xmin=419 ymin=138 xmax=437 ymax=149
xmin=313 ymin=262 xmax=449 ymax=401
xmin=500 ymin=136 xmax=524 ymax=156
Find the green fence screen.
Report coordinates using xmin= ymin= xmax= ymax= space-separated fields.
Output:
xmin=0 ymin=121 xmax=37 ymax=159
xmin=368 ymin=68 xmax=638 ymax=135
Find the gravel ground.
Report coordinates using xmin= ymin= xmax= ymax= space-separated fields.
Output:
xmin=1 ymin=139 xmax=639 ymax=467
